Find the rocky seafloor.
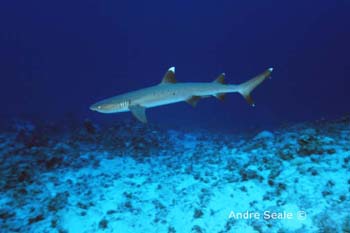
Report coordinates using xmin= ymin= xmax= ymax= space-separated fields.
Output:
xmin=0 ymin=118 xmax=349 ymax=233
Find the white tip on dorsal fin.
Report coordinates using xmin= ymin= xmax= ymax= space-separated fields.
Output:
xmin=213 ymin=73 xmax=225 ymax=84
xmin=160 ymin=66 xmax=176 ymax=84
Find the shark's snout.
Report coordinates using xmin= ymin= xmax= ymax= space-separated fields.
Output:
xmin=89 ymin=102 xmax=118 ymax=113
xmin=89 ymin=104 xmax=101 ymax=111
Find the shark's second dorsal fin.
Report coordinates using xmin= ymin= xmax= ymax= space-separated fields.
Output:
xmin=160 ymin=67 xmax=176 ymax=84
xmin=213 ymin=73 xmax=225 ymax=84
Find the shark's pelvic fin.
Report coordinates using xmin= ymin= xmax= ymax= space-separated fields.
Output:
xmin=213 ymin=73 xmax=225 ymax=84
xmin=214 ymin=93 xmax=226 ymax=101
xmin=160 ymin=67 xmax=176 ymax=84
xmin=238 ymin=68 xmax=273 ymax=107
xmin=129 ymin=105 xmax=147 ymax=123
xmin=186 ymin=95 xmax=201 ymax=107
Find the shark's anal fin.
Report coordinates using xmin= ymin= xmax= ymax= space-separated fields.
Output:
xmin=129 ymin=105 xmax=147 ymax=123
xmin=186 ymin=96 xmax=201 ymax=107
xmin=160 ymin=67 xmax=176 ymax=84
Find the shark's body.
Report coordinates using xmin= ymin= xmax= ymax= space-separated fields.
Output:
xmin=90 ymin=67 xmax=273 ymax=123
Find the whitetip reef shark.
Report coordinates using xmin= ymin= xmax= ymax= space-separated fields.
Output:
xmin=90 ymin=67 xmax=273 ymax=123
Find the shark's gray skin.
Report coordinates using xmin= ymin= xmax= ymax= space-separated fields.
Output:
xmin=90 ymin=67 xmax=273 ymax=123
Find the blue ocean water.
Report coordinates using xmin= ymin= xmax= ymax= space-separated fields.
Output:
xmin=0 ymin=1 xmax=349 ymax=232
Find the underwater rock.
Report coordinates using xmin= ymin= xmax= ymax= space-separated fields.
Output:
xmin=11 ymin=119 xmax=35 ymax=133
xmin=11 ymin=121 xmax=60 ymax=149
xmin=72 ymin=119 xmax=172 ymax=157
xmin=18 ymin=170 xmax=31 ymax=183
xmin=251 ymin=221 xmax=265 ymax=233
xmin=267 ymin=162 xmax=282 ymax=180
xmin=193 ymin=208 xmax=204 ymax=219
xmin=275 ymin=183 xmax=287 ymax=196
xmin=168 ymin=226 xmax=176 ymax=233
xmin=307 ymin=167 xmax=319 ymax=176
xmin=53 ymin=143 xmax=72 ymax=154
xmin=45 ymin=157 xmax=63 ymax=170
xmin=98 ymin=218 xmax=108 ymax=230
xmin=0 ymin=209 xmax=16 ymax=220
xmin=254 ymin=130 xmax=274 ymax=140
xmin=225 ymin=158 xmax=240 ymax=172
xmin=192 ymin=225 xmax=204 ymax=233
xmin=48 ymin=191 xmax=69 ymax=212
xmin=0 ymin=117 xmax=349 ymax=232
xmin=106 ymin=210 xmax=117 ymax=215
xmin=297 ymin=131 xmax=337 ymax=156
xmin=331 ymin=115 xmax=350 ymax=124
xmin=277 ymin=144 xmax=296 ymax=160
xmin=51 ymin=218 xmax=58 ymax=228
xmin=13 ymin=121 xmax=62 ymax=149
xmin=83 ymin=119 xmax=97 ymax=134
xmin=314 ymin=211 xmax=338 ymax=233
xmin=28 ymin=214 xmax=44 ymax=224
xmin=16 ymin=128 xmax=49 ymax=148
xmin=76 ymin=202 xmax=90 ymax=210
xmin=322 ymin=180 xmax=335 ymax=197
xmin=240 ymin=167 xmax=263 ymax=182
xmin=70 ymin=128 xmax=97 ymax=144
xmin=223 ymin=218 xmax=236 ymax=232
xmin=2 ymin=166 xmax=34 ymax=191
xmin=342 ymin=216 xmax=350 ymax=233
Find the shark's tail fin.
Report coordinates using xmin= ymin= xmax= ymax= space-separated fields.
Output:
xmin=237 ymin=68 xmax=273 ymax=106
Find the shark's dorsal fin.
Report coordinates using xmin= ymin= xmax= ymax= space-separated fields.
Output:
xmin=160 ymin=67 xmax=176 ymax=84
xmin=213 ymin=73 xmax=225 ymax=84
xmin=186 ymin=96 xmax=201 ymax=107
xmin=129 ymin=105 xmax=147 ymax=123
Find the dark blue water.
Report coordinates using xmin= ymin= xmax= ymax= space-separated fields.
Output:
xmin=1 ymin=2 xmax=350 ymax=232
xmin=1 ymin=1 xmax=349 ymax=131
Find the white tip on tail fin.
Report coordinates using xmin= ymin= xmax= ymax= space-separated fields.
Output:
xmin=238 ymin=67 xmax=273 ymax=106
xmin=168 ymin=67 xmax=175 ymax=73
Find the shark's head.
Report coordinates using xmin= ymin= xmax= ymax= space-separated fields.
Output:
xmin=90 ymin=99 xmax=130 ymax=113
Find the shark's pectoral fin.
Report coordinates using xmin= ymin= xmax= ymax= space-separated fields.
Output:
xmin=214 ymin=93 xmax=226 ymax=101
xmin=186 ymin=96 xmax=201 ymax=107
xmin=129 ymin=105 xmax=147 ymax=123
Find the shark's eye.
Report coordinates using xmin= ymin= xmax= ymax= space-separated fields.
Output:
xmin=97 ymin=106 xmax=101 ymax=109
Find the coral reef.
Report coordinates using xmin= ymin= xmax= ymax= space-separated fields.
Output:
xmin=0 ymin=118 xmax=349 ymax=232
